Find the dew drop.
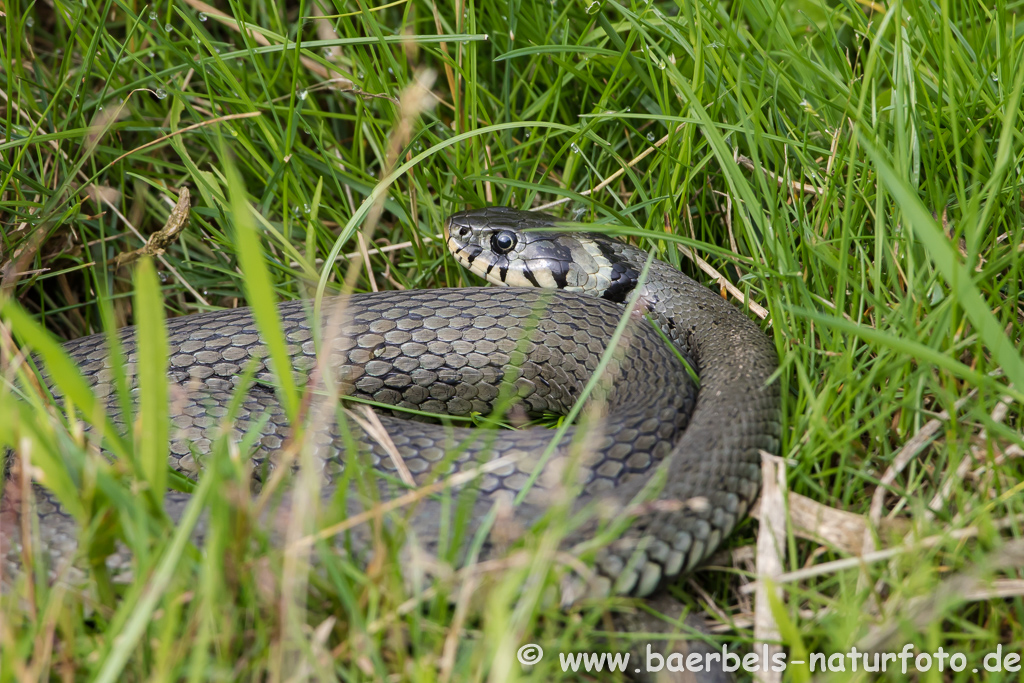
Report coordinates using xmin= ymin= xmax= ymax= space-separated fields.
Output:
xmin=98 ymin=105 xmax=104 ymax=111
xmin=26 ymin=16 xmax=35 ymax=27
xmin=155 ymin=88 xmax=167 ymax=99
xmin=570 ymin=142 xmax=580 ymax=153
xmin=149 ymin=11 xmax=158 ymax=20
xmin=201 ymin=289 xmax=209 ymax=297
xmin=387 ymin=67 xmax=394 ymax=74
xmin=524 ymin=131 xmax=531 ymax=139
xmin=297 ymin=88 xmax=308 ymax=100
xmin=304 ymin=126 xmax=311 ymax=134
xmin=303 ymin=203 xmax=311 ymax=214
xmin=199 ymin=12 xmax=208 ymax=21
xmin=991 ymin=73 xmax=999 ymax=82
xmin=646 ymin=132 xmax=655 ymax=141
xmin=165 ymin=23 xmax=172 ymax=32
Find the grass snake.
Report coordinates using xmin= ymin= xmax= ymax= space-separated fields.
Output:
xmin=3 ymin=207 xmax=780 ymax=599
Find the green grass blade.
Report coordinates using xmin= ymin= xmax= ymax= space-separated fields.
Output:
xmin=1 ymin=303 xmax=130 ymax=461
xmin=224 ymin=150 xmax=301 ymax=422
xmin=859 ymin=133 xmax=1024 ymax=392
xmin=91 ymin=473 xmax=215 ymax=683
xmin=133 ymin=258 xmax=169 ymax=507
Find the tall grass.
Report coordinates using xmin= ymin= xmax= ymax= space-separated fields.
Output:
xmin=1 ymin=0 xmax=1023 ymax=679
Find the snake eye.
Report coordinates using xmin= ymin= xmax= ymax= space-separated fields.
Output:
xmin=490 ymin=230 xmax=517 ymax=255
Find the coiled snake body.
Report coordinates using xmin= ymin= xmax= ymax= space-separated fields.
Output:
xmin=3 ymin=207 xmax=779 ymax=598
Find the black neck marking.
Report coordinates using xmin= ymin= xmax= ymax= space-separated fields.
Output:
xmin=594 ymin=240 xmax=640 ymax=303
xmin=550 ymin=260 xmax=569 ymax=289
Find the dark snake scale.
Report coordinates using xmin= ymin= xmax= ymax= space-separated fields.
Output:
xmin=3 ymin=207 xmax=780 ymax=599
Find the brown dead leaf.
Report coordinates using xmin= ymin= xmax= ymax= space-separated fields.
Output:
xmin=113 ymin=188 xmax=191 ymax=268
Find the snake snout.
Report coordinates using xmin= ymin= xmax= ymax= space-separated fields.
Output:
xmin=444 ymin=213 xmax=475 ymax=246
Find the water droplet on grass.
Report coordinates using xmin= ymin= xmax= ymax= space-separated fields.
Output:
xmin=155 ymin=88 xmax=167 ymax=99
xmin=199 ymin=12 xmax=208 ymax=21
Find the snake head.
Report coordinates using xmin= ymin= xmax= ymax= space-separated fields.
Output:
xmin=444 ymin=207 xmax=641 ymax=302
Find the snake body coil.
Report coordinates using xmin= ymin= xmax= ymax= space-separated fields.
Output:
xmin=3 ymin=207 xmax=779 ymax=598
